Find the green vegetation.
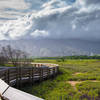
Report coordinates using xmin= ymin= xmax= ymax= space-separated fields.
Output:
xmin=36 ymin=55 xmax=100 ymax=60
xmin=21 ymin=59 xmax=100 ymax=100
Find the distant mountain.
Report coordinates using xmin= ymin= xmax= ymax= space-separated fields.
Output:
xmin=0 ymin=39 xmax=100 ymax=57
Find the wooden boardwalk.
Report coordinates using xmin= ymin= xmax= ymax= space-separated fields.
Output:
xmin=0 ymin=63 xmax=59 ymax=100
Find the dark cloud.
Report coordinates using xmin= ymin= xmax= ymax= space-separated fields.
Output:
xmin=0 ymin=0 xmax=100 ymax=41
xmin=85 ymin=0 xmax=100 ymax=5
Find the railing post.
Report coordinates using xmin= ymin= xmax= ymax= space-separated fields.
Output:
xmin=16 ymin=67 xmax=19 ymax=88
xmin=53 ymin=67 xmax=56 ymax=78
xmin=4 ymin=70 xmax=7 ymax=83
xmin=19 ymin=67 xmax=22 ymax=88
xmin=56 ymin=66 xmax=59 ymax=74
xmin=39 ymin=68 xmax=43 ymax=81
xmin=47 ymin=67 xmax=50 ymax=79
xmin=7 ymin=69 xmax=10 ymax=85
xmin=41 ymin=68 xmax=43 ymax=81
xmin=32 ymin=67 xmax=34 ymax=85
xmin=29 ymin=67 xmax=32 ymax=84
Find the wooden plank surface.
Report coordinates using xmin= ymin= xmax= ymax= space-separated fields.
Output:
xmin=0 ymin=79 xmax=43 ymax=100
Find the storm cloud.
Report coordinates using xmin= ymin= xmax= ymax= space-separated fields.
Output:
xmin=0 ymin=0 xmax=100 ymax=41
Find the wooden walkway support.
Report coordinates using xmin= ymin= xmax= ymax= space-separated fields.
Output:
xmin=0 ymin=63 xmax=59 ymax=100
xmin=0 ymin=63 xmax=59 ymax=87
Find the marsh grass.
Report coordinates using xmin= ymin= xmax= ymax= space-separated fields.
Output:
xmin=21 ymin=59 xmax=100 ymax=100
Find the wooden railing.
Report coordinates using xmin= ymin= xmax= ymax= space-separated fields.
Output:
xmin=0 ymin=63 xmax=59 ymax=87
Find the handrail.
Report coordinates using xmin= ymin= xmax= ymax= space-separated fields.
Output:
xmin=0 ymin=63 xmax=59 ymax=87
xmin=0 ymin=79 xmax=44 ymax=100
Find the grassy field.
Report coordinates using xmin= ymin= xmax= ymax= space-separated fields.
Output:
xmin=21 ymin=59 xmax=100 ymax=100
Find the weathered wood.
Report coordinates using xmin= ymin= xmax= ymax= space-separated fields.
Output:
xmin=40 ymin=68 xmax=43 ymax=81
xmin=0 ymin=63 xmax=59 ymax=88
xmin=0 ymin=79 xmax=43 ymax=100
xmin=47 ymin=68 xmax=50 ymax=79
xmin=7 ymin=69 xmax=10 ymax=85
xmin=31 ymin=67 xmax=34 ymax=85
xmin=19 ymin=67 xmax=22 ymax=88
xmin=29 ymin=67 xmax=32 ymax=84
xmin=16 ymin=67 xmax=19 ymax=87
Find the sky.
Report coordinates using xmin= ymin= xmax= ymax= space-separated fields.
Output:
xmin=0 ymin=0 xmax=100 ymax=41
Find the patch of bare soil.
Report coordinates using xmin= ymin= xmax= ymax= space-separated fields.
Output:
xmin=68 ymin=81 xmax=81 ymax=89
xmin=68 ymin=80 xmax=100 ymax=90
xmin=72 ymin=72 xmax=83 ymax=75
xmin=90 ymin=80 xmax=100 ymax=82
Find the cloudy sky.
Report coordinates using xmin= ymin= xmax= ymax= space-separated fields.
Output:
xmin=0 ymin=0 xmax=100 ymax=41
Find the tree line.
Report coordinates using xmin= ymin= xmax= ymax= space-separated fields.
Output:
xmin=36 ymin=55 xmax=100 ymax=61
xmin=0 ymin=45 xmax=31 ymax=67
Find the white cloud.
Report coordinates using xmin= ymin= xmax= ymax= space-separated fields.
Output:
xmin=42 ymin=0 xmax=68 ymax=9
xmin=0 ymin=14 xmax=33 ymax=40
xmin=0 ymin=0 xmax=100 ymax=40
xmin=0 ymin=0 xmax=29 ymax=10
xmin=31 ymin=30 xmax=49 ymax=38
